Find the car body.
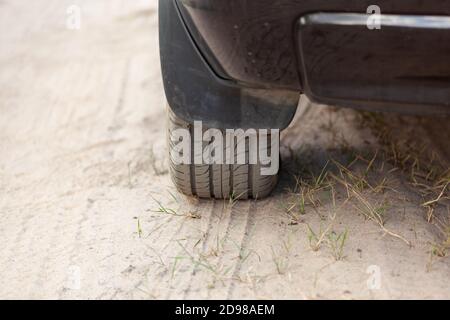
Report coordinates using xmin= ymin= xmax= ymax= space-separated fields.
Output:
xmin=159 ymin=0 xmax=450 ymax=199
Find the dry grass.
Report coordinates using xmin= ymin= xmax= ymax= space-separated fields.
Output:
xmin=284 ymin=148 xmax=410 ymax=247
xmin=149 ymin=194 xmax=201 ymax=219
xmin=358 ymin=111 xmax=450 ymax=255
xmin=284 ymin=110 xmax=449 ymax=256
xmin=270 ymin=238 xmax=293 ymax=275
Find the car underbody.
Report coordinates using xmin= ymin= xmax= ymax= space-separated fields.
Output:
xmin=160 ymin=0 xmax=450 ymax=131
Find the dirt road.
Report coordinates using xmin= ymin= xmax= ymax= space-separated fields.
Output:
xmin=1 ymin=1 xmax=449 ymax=299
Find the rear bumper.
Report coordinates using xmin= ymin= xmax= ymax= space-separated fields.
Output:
xmin=178 ymin=0 xmax=450 ymax=113
xmin=298 ymin=13 xmax=450 ymax=113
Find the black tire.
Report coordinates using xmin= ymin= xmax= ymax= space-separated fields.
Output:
xmin=167 ymin=107 xmax=278 ymax=200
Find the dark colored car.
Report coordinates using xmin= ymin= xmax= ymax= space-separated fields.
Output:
xmin=159 ymin=0 xmax=450 ymax=199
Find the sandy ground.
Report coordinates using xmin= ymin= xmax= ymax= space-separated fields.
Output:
xmin=0 ymin=0 xmax=449 ymax=299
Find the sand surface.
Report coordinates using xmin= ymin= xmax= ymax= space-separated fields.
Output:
xmin=1 ymin=0 xmax=449 ymax=299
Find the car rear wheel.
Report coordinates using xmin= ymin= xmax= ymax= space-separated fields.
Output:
xmin=167 ymin=106 xmax=278 ymax=200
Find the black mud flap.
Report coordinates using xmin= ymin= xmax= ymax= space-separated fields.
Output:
xmin=159 ymin=0 xmax=299 ymax=130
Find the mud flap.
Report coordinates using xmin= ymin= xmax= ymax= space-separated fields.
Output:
xmin=159 ymin=0 xmax=299 ymax=130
